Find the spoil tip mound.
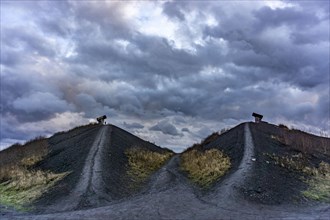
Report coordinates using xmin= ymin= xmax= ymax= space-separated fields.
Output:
xmin=0 ymin=136 xmax=70 ymax=211
xmin=244 ymin=122 xmax=330 ymax=204
xmin=178 ymin=123 xmax=245 ymax=190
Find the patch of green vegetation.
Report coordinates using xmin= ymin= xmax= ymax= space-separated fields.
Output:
xmin=0 ymin=167 xmax=69 ymax=210
xmin=0 ymin=139 xmax=70 ymax=210
xmin=266 ymin=153 xmax=310 ymax=173
xmin=303 ymin=162 xmax=330 ymax=202
xmin=266 ymin=153 xmax=330 ymax=202
xmin=125 ymin=147 xmax=174 ymax=183
xmin=180 ymin=149 xmax=231 ymax=188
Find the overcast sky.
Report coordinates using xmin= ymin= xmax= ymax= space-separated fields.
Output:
xmin=1 ymin=0 xmax=329 ymax=152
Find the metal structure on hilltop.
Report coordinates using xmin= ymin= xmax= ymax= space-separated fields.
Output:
xmin=96 ymin=115 xmax=107 ymax=125
xmin=252 ymin=112 xmax=263 ymax=123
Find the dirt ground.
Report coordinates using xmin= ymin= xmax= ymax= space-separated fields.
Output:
xmin=245 ymin=122 xmax=329 ymax=205
xmin=1 ymin=123 xmax=329 ymax=219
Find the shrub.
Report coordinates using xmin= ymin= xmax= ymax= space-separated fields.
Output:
xmin=125 ymin=147 xmax=173 ymax=182
xmin=0 ymin=167 xmax=69 ymax=210
xmin=180 ymin=149 xmax=231 ymax=188
xmin=267 ymin=153 xmax=310 ymax=173
xmin=273 ymin=128 xmax=330 ymax=156
xmin=0 ymin=137 xmax=48 ymax=168
xmin=266 ymin=153 xmax=330 ymax=202
xmin=0 ymin=136 xmax=68 ymax=210
xmin=278 ymin=124 xmax=289 ymax=129
xmin=302 ymin=162 xmax=330 ymax=202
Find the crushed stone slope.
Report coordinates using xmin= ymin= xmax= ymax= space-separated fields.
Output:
xmin=11 ymin=122 xmax=330 ymax=219
xmin=47 ymin=126 xmax=111 ymax=212
xmin=34 ymin=124 xmax=102 ymax=209
xmin=244 ymin=122 xmax=330 ymax=205
xmin=204 ymin=123 xmax=255 ymax=204
xmin=35 ymin=124 xmax=171 ymax=213
xmin=101 ymin=125 xmax=172 ymax=200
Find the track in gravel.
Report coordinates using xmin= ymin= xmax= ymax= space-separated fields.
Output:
xmin=49 ymin=125 xmax=111 ymax=212
xmin=213 ymin=123 xmax=254 ymax=200
xmin=151 ymin=124 xmax=254 ymax=200
xmin=7 ymin=123 xmax=330 ymax=219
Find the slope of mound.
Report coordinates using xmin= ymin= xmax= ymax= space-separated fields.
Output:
xmin=36 ymin=124 xmax=173 ymax=212
xmin=179 ymin=122 xmax=329 ymax=206
xmin=101 ymin=125 xmax=173 ymax=200
xmin=243 ymin=122 xmax=330 ymax=205
xmin=1 ymin=121 xmax=329 ymax=219
xmin=179 ymin=123 xmax=245 ymax=190
xmin=0 ymin=123 xmax=173 ymax=213
xmin=0 ymin=124 xmax=100 ymax=211
xmin=202 ymin=123 xmax=245 ymax=177
xmin=13 ymin=122 xmax=329 ymax=219
xmin=34 ymin=124 xmax=102 ymax=209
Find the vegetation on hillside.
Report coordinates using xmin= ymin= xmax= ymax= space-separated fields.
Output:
xmin=266 ymin=153 xmax=330 ymax=202
xmin=180 ymin=149 xmax=231 ymax=188
xmin=303 ymin=162 xmax=330 ymax=202
xmin=0 ymin=137 xmax=69 ymax=210
xmin=184 ymin=128 xmax=231 ymax=152
xmin=179 ymin=129 xmax=232 ymax=188
xmin=125 ymin=147 xmax=174 ymax=183
xmin=267 ymin=124 xmax=330 ymax=202
xmin=272 ymin=124 xmax=330 ymax=156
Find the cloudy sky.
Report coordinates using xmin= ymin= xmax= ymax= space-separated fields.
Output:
xmin=1 ymin=0 xmax=329 ymax=152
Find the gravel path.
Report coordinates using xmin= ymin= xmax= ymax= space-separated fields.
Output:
xmin=4 ymin=123 xmax=330 ymax=219
xmin=209 ymin=123 xmax=255 ymax=202
xmin=149 ymin=155 xmax=178 ymax=193
xmin=48 ymin=125 xmax=111 ymax=212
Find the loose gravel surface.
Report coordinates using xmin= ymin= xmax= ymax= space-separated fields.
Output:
xmin=202 ymin=123 xmax=255 ymax=205
xmin=1 ymin=123 xmax=329 ymax=219
xmin=35 ymin=124 xmax=102 ymax=209
xmin=47 ymin=126 xmax=111 ymax=212
xmin=244 ymin=122 xmax=330 ymax=205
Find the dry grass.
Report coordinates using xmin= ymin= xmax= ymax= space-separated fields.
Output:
xmin=273 ymin=125 xmax=330 ymax=156
xmin=267 ymin=153 xmax=330 ymax=202
xmin=0 ymin=137 xmax=48 ymax=168
xmin=267 ymin=153 xmax=310 ymax=173
xmin=0 ymin=167 xmax=69 ymax=210
xmin=0 ymin=138 xmax=49 ymax=183
xmin=125 ymin=147 xmax=174 ymax=182
xmin=303 ymin=162 xmax=330 ymax=202
xmin=0 ymin=137 xmax=69 ymax=210
xmin=0 ymin=165 xmax=68 ymax=190
xmin=180 ymin=149 xmax=231 ymax=188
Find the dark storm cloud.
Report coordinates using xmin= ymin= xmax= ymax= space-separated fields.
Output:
xmin=163 ymin=1 xmax=185 ymax=21
xmin=1 ymin=1 xmax=329 ymax=151
xmin=2 ymin=27 xmax=56 ymax=58
xmin=196 ymin=127 xmax=213 ymax=139
xmin=150 ymin=120 xmax=182 ymax=136
xmin=72 ymin=1 xmax=133 ymax=39
xmin=123 ymin=122 xmax=144 ymax=129
xmin=12 ymin=92 xmax=74 ymax=114
xmin=73 ymin=34 xmax=202 ymax=84
xmin=202 ymin=3 xmax=329 ymax=91
xmin=253 ymin=6 xmax=320 ymax=30
xmin=74 ymin=93 xmax=117 ymax=118
xmin=0 ymin=49 xmax=22 ymax=66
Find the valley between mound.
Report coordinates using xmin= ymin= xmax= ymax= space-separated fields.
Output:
xmin=1 ymin=122 xmax=329 ymax=219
